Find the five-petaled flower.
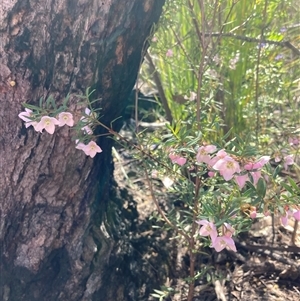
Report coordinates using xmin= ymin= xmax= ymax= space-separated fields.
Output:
xmin=18 ymin=108 xmax=38 ymax=129
xmin=35 ymin=116 xmax=59 ymax=134
xmin=58 ymin=112 xmax=74 ymax=127
xmin=196 ymin=220 xmax=218 ymax=241
xmin=78 ymin=141 xmax=102 ymax=158
xmin=212 ymin=235 xmax=237 ymax=252
xmin=213 ymin=156 xmax=240 ymax=181
xmin=196 ymin=145 xmax=217 ymax=164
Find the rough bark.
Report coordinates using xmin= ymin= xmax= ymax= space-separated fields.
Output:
xmin=0 ymin=1 xmax=164 ymax=300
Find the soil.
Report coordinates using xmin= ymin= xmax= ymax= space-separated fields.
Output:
xmin=113 ymin=126 xmax=300 ymax=301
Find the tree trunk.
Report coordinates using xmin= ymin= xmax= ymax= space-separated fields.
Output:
xmin=0 ymin=1 xmax=164 ymax=300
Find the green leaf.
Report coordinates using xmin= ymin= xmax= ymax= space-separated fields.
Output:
xmin=288 ymin=177 xmax=299 ymax=192
xmin=280 ymin=182 xmax=294 ymax=195
xmin=62 ymin=93 xmax=70 ymax=107
xmin=256 ymin=178 xmax=266 ymax=198
xmin=272 ymin=165 xmax=282 ymax=178
xmin=39 ymin=96 xmax=44 ymax=108
xmin=222 ymin=128 xmax=232 ymax=141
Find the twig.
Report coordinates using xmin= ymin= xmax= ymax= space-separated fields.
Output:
xmin=187 ymin=171 xmax=202 ymax=301
xmin=187 ymin=0 xmax=204 ymax=49
xmin=291 ymin=219 xmax=298 ymax=246
xmin=171 ymin=28 xmax=198 ymax=79
xmin=143 ymin=162 xmax=190 ymax=241
xmin=191 ymin=32 xmax=300 ymax=56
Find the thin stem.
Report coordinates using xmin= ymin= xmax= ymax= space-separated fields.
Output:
xmin=171 ymin=27 xmax=198 ymax=79
xmin=179 ymin=32 xmax=299 ymax=56
xmin=187 ymin=170 xmax=201 ymax=301
xmin=143 ymin=163 xmax=190 ymax=241
xmin=187 ymin=0 xmax=204 ymax=49
xmin=255 ymin=0 xmax=268 ymax=142
xmin=145 ymin=52 xmax=173 ymax=124
xmin=291 ymin=220 xmax=298 ymax=246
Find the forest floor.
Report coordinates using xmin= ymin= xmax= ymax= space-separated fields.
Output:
xmin=113 ymin=125 xmax=300 ymax=301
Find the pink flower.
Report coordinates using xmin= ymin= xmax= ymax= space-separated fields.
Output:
xmin=169 ymin=153 xmax=187 ymax=166
xmin=212 ymin=236 xmax=237 ymax=252
xmin=58 ymin=112 xmax=74 ymax=127
xmin=274 ymin=155 xmax=281 ymax=163
xmin=208 ymin=149 xmax=227 ymax=167
xmin=18 ymin=108 xmax=38 ymax=128
xmin=79 ymin=141 xmax=102 ymax=158
xmin=196 ymin=145 xmax=217 ymax=164
xmin=175 ymin=157 xmax=187 ymax=166
xmin=244 ymin=156 xmax=270 ymax=170
xmin=75 ymin=140 xmax=86 ymax=150
xmin=249 ymin=207 xmax=257 ymax=219
xmin=80 ymin=108 xmax=93 ymax=134
xmin=151 ymin=170 xmax=158 ymax=178
xmin=223 ymin=223 xmax=235 ymax=237
xmin=293 ymin=210 xmax=300 ymax=221
xmin=152 ymin=36 xmax=158 ymax=42
xmin=196 ymin=220 xmax=218 ymax=241
xmin=250 ymin=170 xmax=261 ymax=185
xmin=166 ymin=49 xmax=173 ymax=57
xmin=208 ymin=171 xmax=215 ymax=177
xmin=213 ymin=156 xmax=240 ymax=181
xmin=289 ymin=137 xmax=299 ymax=147
xmin=235 ymin=174 xmax=249 ymax=189
xmin=81 ymin=125 xmax=93 ymax=135
xmin=283 ymin=155 xmax=294 ymax=170
xmin=35 ymin=116 xmax=59 ymax=134
xmin=280 ymin=211 xmax=289 ymax=226
xmin=216 ymin=149 xmax=228 ymax=159
xmin=84 ymin=108 xmax=91 ymax=116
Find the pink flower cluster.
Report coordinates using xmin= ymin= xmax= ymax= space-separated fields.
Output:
xmin=18 ymin=109 xmax=74 ymax=134
xmin=274 ymin=153 xmax=294 ymax=170
xmin=196 ymin=220 xmax=237 ymax=252
xmin=18 ymin=108 xmax=102 ymax=158
xmin=196 ymin=145 xmax=271 ymax=189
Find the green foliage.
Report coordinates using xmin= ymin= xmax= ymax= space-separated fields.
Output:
xmin=141 ymin=0 xmax=299 ymax=142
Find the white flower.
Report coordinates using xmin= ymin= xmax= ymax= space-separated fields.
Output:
xmin=35 ymin=116 xmax=59 ymax=134
xmin=58 ymin=112 xmax=74 ymax=127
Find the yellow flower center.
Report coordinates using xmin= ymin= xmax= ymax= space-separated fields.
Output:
xmin=226 ymin=161 xmax=234 ymax=169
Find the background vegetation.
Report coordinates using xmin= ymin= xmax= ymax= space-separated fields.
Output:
xmin=140 ymin=0 xmax=299 ymax=149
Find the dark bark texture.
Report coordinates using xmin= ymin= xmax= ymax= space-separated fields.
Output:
xmin=0 ymin=1 xmax=164 ymax=300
